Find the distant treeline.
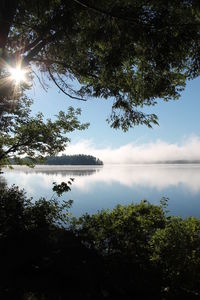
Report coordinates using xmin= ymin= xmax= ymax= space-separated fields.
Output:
xmin=154 ymin=160 xmax=200 ymax=164
xmin=43 ymin=154 xmax=103 ymax=165
xmin=9 ymin=154 xmax=103 ymax=165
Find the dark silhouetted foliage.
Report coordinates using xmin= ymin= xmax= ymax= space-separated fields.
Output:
xmin=0 ymin=185 xmax=105 ymax=300
xmin=1 ymin=1 xmax=200 ymax=129
xmin=43 ymin=154 xmax=103 ymax=165
xmin=9 ymin=154 xmax=103 ymax=166
xmin=72 ymin=201 xmax=200 ymax=298
xmin=1 ymin=185 xmax=200 ymax=299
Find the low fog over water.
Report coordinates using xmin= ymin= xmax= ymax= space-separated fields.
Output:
xmin=2 ymin=164 xmax=200 ymax=217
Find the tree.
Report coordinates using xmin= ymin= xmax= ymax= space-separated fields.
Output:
xmin=1 ymin=184 xmax=200 ymax=299
xmin=0 ymin=96 xmax=89 ymax=167
xmin=1 ymin=0 xmax=200 ymax=131
xmin=42 ymin=154 xmax=103 ymax=165
xmin=0 ymin=184 xmax=105 ymax=299
xmin=72 ymin=200 xmax=200 ymax=298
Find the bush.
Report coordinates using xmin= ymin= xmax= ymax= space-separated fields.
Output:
xmin=0 ymin=185 xmax=103 ymax=300
xmin=72 ymin=201 xmax=200 ymax=299
xmin=1 ymin=185 xmax=200 ymax=299
xmin=150 ymin=217 xmax=200 ymax=298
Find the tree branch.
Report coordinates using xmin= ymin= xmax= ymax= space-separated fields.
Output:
xmin=24 ymin=40 xmax=47 ymax=63
xmin=0 ymin=0 xmax=18 ymax=50
xmin=47 ymin=67 xmax=87 ymax=101
xmin=72 ymin=1 xmax=200 ymax=28
xmin=31 ymin=57 xmax=98 ymax=79
xmin=0 ymin=141 xmax=21 ymax=160
xmin=72 ymin=0 xmax=140 ymax=24
xmin=14 ymin=36 xmax=43 ymax=57
xmin=32 ymin=70 xmax=48 ymax=92
xmin=31 ymin=57 xmax=68 ymax=67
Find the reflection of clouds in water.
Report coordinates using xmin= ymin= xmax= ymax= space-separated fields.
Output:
xmin=3 ymin=166 xmax=102 ymax=195
xmin=68 ymin=165 xmax=200 ymax=194
xmin=2 ymin=172 xmax=42 ymax=195
xmin=3 ymin=165 xmax=200 ymax=195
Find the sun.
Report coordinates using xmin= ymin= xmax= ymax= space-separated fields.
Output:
xmin=9 ymin=65 xmax=27 ymax=85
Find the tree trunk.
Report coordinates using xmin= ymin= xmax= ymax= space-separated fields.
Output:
xmin=0 ymin=0 xmax=18 ymax=51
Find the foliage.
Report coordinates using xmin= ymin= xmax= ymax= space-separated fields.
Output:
xmin=42 ymin=154 xmax=103 ymax=165
xmin=150 ymin=217 xmax=200 ymax=297
xmin=15 ymin=154 xmax=104 ymax=165
xmin=1 ymin=1 xmax=200 ymax=129
xmin=72 ymin=201 xmax=200 ymax=298
xmin=0 ymin=185 xmax=72 ymax=234
xmin=72 ymin=200 xmax=166 ymax=256
xmin=0 ymin=184 xmax=103 ymax=300
xmin=0 ymin=97 xmax=89 ymax=167
xmin=1 ymin=184 xmax=200 ymax=298
xmin=52 ymin=178 xmax=74 ymax=196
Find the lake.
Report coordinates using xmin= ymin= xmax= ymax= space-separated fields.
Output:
xmin=1 ymin=164 xmax=200 ymax=218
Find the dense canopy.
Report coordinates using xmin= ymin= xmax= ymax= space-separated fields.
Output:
xmin=42 ymin=155 xmax=103 ymax=165
xmin=1 ymin=0 xmax=200 ymax=130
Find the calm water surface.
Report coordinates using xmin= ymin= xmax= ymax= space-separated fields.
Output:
xmin=2 ymin=164 xmax=200 ymax=218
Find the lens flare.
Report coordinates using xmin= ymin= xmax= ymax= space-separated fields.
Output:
xmin=9 ymin=66 xmax=26 ymax=84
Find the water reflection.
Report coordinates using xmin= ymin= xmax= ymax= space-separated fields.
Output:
xmin=3 ymin=165 xmax=102 ymax=177
xmin=2 ymin=164 xmax=200 ymax=217
xmin=2 ymin=164 xmax=200 ymax=193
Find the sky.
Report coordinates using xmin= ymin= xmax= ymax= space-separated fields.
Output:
xmin=28 ymin=75 xmax=200 ymax=163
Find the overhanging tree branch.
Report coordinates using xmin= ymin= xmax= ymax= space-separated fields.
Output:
xmin=47 ymin=67 xmax=87 ymax=101
xmin=14 ymin=36 xmax=43 ymax=57
xmin=31 ymin=57 xmax=98 ymax=79
xmin=72 ymin=0 xmax=200 ymax=27
xmin=72 ymin=0 xmax=138 ymax=23
xmin=32 ymin=70 xmax=48 ymax=92
xmin=24 ymin=40 xmax=47 ymax=63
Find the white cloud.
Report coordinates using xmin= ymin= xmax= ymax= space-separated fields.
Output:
xmin=63 ymin=135 xmax=200 ymax=164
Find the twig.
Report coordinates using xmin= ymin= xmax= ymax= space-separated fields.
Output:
xmin=48 ymin=67 xmax=87 ymax=101
xmin=32 ymin=70 xmax=48 ymax=92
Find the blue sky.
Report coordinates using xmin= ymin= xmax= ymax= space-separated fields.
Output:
xmin=29 ymin=75 xmax=200 ymax=150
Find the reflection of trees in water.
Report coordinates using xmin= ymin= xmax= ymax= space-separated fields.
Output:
xmin=24 ymin=168 xmax=102 ymax=177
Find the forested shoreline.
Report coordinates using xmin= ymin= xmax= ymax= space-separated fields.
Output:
xmin=43 ymin=155 xmax=103 ymax=165
xmin=9 ymin=155 xmax=103 ymax=166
